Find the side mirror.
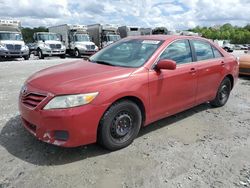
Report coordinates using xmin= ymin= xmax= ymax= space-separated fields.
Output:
xmin=155 ymin=59 xmax=176 ymax=70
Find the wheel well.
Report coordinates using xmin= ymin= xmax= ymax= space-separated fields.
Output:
xmin=102 ymin=96 xmax=146 ymax=126
xmin=225 ymin=74 xmax=234 ymax=90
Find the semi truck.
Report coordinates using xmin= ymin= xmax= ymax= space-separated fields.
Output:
xmin=0 ymin=19 xmax=29 ymax=60
xmin=118 ymin=26 xmax=141 ymax=38
xmin=49 ymin=24 xmax=98 ymax=57
xmin=29 ymin=32 xmax=66 ymax=59
xmin=87 ymin=24 xmax=121 ymax=49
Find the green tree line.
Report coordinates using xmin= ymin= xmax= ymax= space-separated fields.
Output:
xmin=21 ymin=27 xmax=48 ymax=43
xmin=189 ymin=23 xmax=250 ymax=44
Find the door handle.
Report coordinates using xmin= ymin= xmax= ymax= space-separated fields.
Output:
xmin=221 ymin=61 xmax=225 ymax=66
xmin=189 ymin=68 xmax=196 ymax=74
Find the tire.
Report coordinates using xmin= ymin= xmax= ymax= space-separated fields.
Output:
xmin=37 ymin=49 xmax=44 ymax=59
xmin=210 ymin=77 xmax=231 ymax=107
xmin=98 ymin=100 xmax=142 ymax=150
xmin=74 ymin=49 xmax=81 ymax=58
xmin=23 ymin=54 xmax=30 ymax=60
xmin=60 ymin=54 xmax=66 ymax=59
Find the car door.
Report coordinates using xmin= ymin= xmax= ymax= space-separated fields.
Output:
xmin=190 ymin=40 xmax=225 ymax=104
xmin=148 ymin=39 xmax=198 ymax=121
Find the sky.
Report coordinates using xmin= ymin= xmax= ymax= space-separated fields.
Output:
xmin=0 ymin=0 xmax=250 ymax=30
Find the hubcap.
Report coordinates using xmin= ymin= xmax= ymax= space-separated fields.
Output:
xmin=111 ymin=112 xmax=133 ymax=138
xmin=219 ymin=84 xmax=229 ymax=102
xmin=75 ymin=50 xmax=79 ymax=57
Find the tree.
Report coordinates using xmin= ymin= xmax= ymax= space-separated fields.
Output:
xmin=21 ymin=27 xmax=48 ymax=43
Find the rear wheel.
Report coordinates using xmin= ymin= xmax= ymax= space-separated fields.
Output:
xmin=98 ymin=100 xmax=142 ymax=150
xmin=210 ymin=77 xmax=231 ymax=107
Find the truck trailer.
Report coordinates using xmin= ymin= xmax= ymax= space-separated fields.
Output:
xmin=118 ymin=26 xmax=141 ymax=38
xmin=0 ymin=19 xmax=29 ymax=60
xmin=49 ymin=24 xmax=98 ymax=57
xmin=87 ymin=24 xmax=121 ymax=49
xmin=29 ymin=32 xmax=66 ymax=59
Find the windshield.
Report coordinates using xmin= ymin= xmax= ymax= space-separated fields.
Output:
xmin=0 ymin=32 xmax=23 ymax=41
xmin=89 ymin=39 xmax=163 ymax=68
xmin=38 ymin=33 xmax=60 ymax=41
xmin=107 ymin=35 xmax=121 ymax=42
xmin=74 ymin=34 xmax=90 ymax=42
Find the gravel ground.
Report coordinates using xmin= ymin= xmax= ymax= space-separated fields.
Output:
xmin=0 ymin=54 xmax=250 ymax=188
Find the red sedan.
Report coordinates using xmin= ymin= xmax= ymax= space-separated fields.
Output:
xmin=19 ymin=35 xmax=239 ymax=150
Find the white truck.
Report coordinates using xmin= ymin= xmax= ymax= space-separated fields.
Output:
xmin=49 ymin=24 xmax=98 ymax=57
xmin=118 ymin=26 xmax=141 ymax=38
xmin=0 ymin=19 xmax=29 ymax=60
xmin=87 ymin=24 xmax=121 ymax=49
xmin=30 ymin=32 xmax=66 ymax=59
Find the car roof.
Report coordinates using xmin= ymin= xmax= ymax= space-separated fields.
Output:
xmin=126 ymin=34 xmax=205 ymax=41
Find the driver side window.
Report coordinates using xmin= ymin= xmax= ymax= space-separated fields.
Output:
xmin=159 ymin=40 xmax=192 ymax=64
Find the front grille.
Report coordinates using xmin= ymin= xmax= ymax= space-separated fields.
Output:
xmin=86 ymin=45 xmax=95 ymax=50
xmin=6 ymin=44 xmax=22 ymax=50
xmin=239 ymin=68 xmax=250 ymax=74
xmin=22 ymin=93 xmax=47 ymax=108
xmin=49 ymin=44 xmax=61 ymax=49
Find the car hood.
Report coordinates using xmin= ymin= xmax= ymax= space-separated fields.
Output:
xmin=26 ymin=60 xmax=135 ymax=94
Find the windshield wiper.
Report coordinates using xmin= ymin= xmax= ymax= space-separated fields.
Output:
xmin=94 ymin=60 xmax=116 ymax=66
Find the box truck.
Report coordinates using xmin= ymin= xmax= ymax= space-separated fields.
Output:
xmin=29 ymin=32 xmax=66 ymax=59
xmin=49 ymin=24 xmax=98 ymax=57
xmin=0 ymin=19 xmax=29 ymax=60
xmin=118 ymin=26 xmax=141 ymax=38
xmin=87 ymin=24 xmax=121 ymax=49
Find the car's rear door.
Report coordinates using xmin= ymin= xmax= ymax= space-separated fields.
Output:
xmin=148 ymin=39 xmax=198 ymax=121
xmin=190 ymin=40 xmax=225 ymax=104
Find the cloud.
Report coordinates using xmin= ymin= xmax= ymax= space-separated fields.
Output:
xmin=0 ymin=0 xmax=249 ymax=29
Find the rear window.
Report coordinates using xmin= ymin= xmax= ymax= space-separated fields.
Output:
xmin=212 ymin=47 xmax=223 ymax=58
xmin=192 ymin=40 xmax=214 ymax=61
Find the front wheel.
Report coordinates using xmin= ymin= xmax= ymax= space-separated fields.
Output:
xmin=210 ymin=77 xmax=231 ymax=107
xmin=37 ymin=49 xmax=44 ymax=59
xmin=98 ymin=100 xmax=142 ymax=150
xmin=23 ymin=54 xmax=30 ymax=60
xmin=74 ymin=49 xmax=81 ymax=57
xmin=60 ymin=54 xmax=66 ymax=59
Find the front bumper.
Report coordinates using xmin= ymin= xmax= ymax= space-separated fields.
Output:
xmin=42 ymin=49 xmax=65 ymax=56
xmin=18 ymin=88 xmax=108 ymax=147
xmin=79 ymin=49 xmax=98 ymax=55
xmin=0 ymin=50 xmax=29 ymax=57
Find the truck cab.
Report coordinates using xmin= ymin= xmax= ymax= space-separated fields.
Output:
xmin=87 ymin=24 xmax=121 ymax=49
xmin=0 ymin=20 xmax=29 ymax=60
xmin=32 ymin=32 xmax=66 ymax=59
xmin=68 ymin=25 xmax=98 ymax=57
xmin=49 ymin=24 xmax=98 ymax=57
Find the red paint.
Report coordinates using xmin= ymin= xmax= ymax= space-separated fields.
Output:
xmin=19 ymin=35 xmax=238 ymax=147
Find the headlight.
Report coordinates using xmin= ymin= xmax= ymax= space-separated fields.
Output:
xmin=76 ymin=45 xmax=87 ymax=50
xmin=44 ymin=92 xmax=99 ymax=110
xmin=21 ymin=45 xmax=29 ymax=51
xmin=44 ymin=43 xmax=51 ymax=49
xmin=0 ymin=44 xmax=7 ymax=50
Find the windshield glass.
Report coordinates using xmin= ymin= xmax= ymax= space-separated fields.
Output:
xmin=89 ymin=39 xmax=163 ymax=68
xmin=0 ymin=32 xmax=23 ymax=41
xmin=38 ymin=33 xmax=60 ymax=41
xmin=74 ymin=34 xmax=90 ymax=42
xmin=107 ymin=35 xmax=121 ymax=42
